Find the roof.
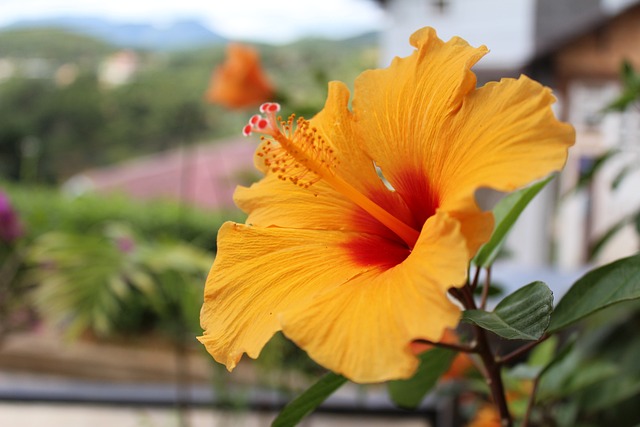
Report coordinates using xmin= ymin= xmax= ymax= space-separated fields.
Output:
xmin=65 ymin=137 xmax=260 ymax=210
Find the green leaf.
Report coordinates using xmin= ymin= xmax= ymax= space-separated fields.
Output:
xmin=539 ymin=357 xmax=618 ymax=401
xmin=621 ymin=60 xmax=636 ymax=86
xmin=579 ymin=373 xmax=640 ymax=411
xmin=536 ymin=337 xmax=577 ymax=401
xmin=474 ymin=175 xmax=554 ymax=267
xmin=387 ymin=347 xmax=455 ymax=409
xmin=387 ymin=347 xmax=457 ymax=409
xmin=548 ymin=254 xmax=640 ymax=332
xmin=272 ymin=372 xmax=347 ymax=427
xmin=463 ymin=281 xmax=553 ymax=340
xmin=604 ymin=61 xmax=640 ymax=112
xmin=528 ymin=335 xmax=558 ymax=367
xmin=505 ymin=335 xmax=559 ymax=380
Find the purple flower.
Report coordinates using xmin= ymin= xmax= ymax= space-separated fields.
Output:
xmin=116 ymin=236 xmax=136 ymax=253
xmin=0 ymin=191 xmax=24 ymax=243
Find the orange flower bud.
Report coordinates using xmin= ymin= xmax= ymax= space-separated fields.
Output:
xmin=206 ymin=43 xmax=275 ymax=110
xmin=468 ymin=404 xmax=501 ymax=427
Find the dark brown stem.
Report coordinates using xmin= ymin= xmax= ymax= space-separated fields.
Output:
xmin=459 ymin=284 xmax=512 ymax=427
xmin=480 ymin=266 xmax=492 ymax=310
xmin=413 ymin=338 xmax=476 ymax=353
xmin=497 ymin=335 xmax=549 ymax=366
xmin=469 ymin=265 xmax=482 ymax=292
xmin=521 ymin=374 xmax=541 ymax=427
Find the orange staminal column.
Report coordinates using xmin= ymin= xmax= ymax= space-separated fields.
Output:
xmin=243 ymin=103 xmax=420 ymax=248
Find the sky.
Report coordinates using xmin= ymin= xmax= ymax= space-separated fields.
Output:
xmin=0 ymin=0 xmax=386 ymax=43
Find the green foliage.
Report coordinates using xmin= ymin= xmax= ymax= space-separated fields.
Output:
xmin=27 ymin=224 xmax=212 ymax=338
xmin=271 ymin=372 xmax=347 ymax=427
xmin=2 ymin=182 xmax=238 ymax=252
xmin=387 ymin=348 xmax=456 ymax=409
xmin=522 ymin=304 xmax=640 ymax=426
xmin=0 ymin=27 xmax=114 ymax=63
xmin=604 ymin=61 xmax=640 ymax=112
xmin=548 ymin=254 xmax=640 ymax=332
xmin=0 ymin=182 xmax=229 ymax=341
xmin=260 ymin=37 xmax=378 ymax=114
xmin=0 ymin=29 xmax=378 ymax=183
xmin=571 ymin=308 xmax=640 ymax=419
xmin=463 ymin=281 xmax=553 ymax=340
xmin=474 ymin=175 xmax=554 ymax=267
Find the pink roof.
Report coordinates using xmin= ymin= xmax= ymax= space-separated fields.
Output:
xmin=80 ymin=137 xmax=260 ymax=210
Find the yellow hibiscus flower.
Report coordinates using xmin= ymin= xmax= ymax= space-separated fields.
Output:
xmin=198 ymin=27 xmax=574 ymax=383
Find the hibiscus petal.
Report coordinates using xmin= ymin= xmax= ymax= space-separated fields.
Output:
xmin=280 ymin=212 xmax=468 ymax=383
xmin=235 ymin=176 xmax=356 ymax=231
xmin=352 ymin=27 xmax=487 ymax=198
xmin=439 ymin=75 xmax=575 ymax=205
xmin=198 ymin=222 xmax=375 ymax=371
xmin=348 ymin=27 xmax=572 ymax=254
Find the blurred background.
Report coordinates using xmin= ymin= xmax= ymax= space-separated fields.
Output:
xmin=1 ymin=0 xmax=640 ymax=425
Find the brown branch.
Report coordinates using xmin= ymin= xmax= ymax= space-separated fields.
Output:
xmin=480 ymin=266 xmax=492 ymax=310
xmin=413 ymin=338 xmax=476 ymax=354
xmin=460 ymin=284 xmax=512 ymax=427
xmin=521 ymin=374 xmax=541 ymax=427
xmin=469 ymin=265 xmax=482 ymax=292
xmin=497 ymin=335 xmax=550 ymax=366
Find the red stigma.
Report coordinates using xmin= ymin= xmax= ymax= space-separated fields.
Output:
xmin=242 ymin=102 xmax=281 ymax=136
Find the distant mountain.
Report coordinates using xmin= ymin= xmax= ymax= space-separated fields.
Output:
xmin=5 ymin=16 xmax=227 ymax=50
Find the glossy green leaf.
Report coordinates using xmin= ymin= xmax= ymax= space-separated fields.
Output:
xmin=474 ymin=175 xmax=554 ymax=267
xmin=272 ymin=372 xmax=347 ymax=427
xmin=387 ymin=347 xmax=455 ymax=409
xmin=548 ymin=254 xmax=640 ymax=332
xmin=463 ymin=281 xmax=553 ymax=340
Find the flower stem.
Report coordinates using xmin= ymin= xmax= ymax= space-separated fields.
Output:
xmin=469 ymin=265 xmax=481 ymax=292
xmin=480 ymin=266 xmax=492 ymax=310
xmin=458 ymin=284 xmax=513 ymax=427
xmin=521 ymin=374 xmax=541 ymax=427
xmin=497 ymin=335 xmax=549 ymax=366
xmin=413 ymin=338 xmax=475 ymax=353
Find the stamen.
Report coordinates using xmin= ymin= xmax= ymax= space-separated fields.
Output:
xmin=242 ymin=103 xmax=420 ymax=248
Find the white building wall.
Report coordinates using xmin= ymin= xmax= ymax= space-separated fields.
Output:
xmin=380 ymin=0 xmax=537 ymax=70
